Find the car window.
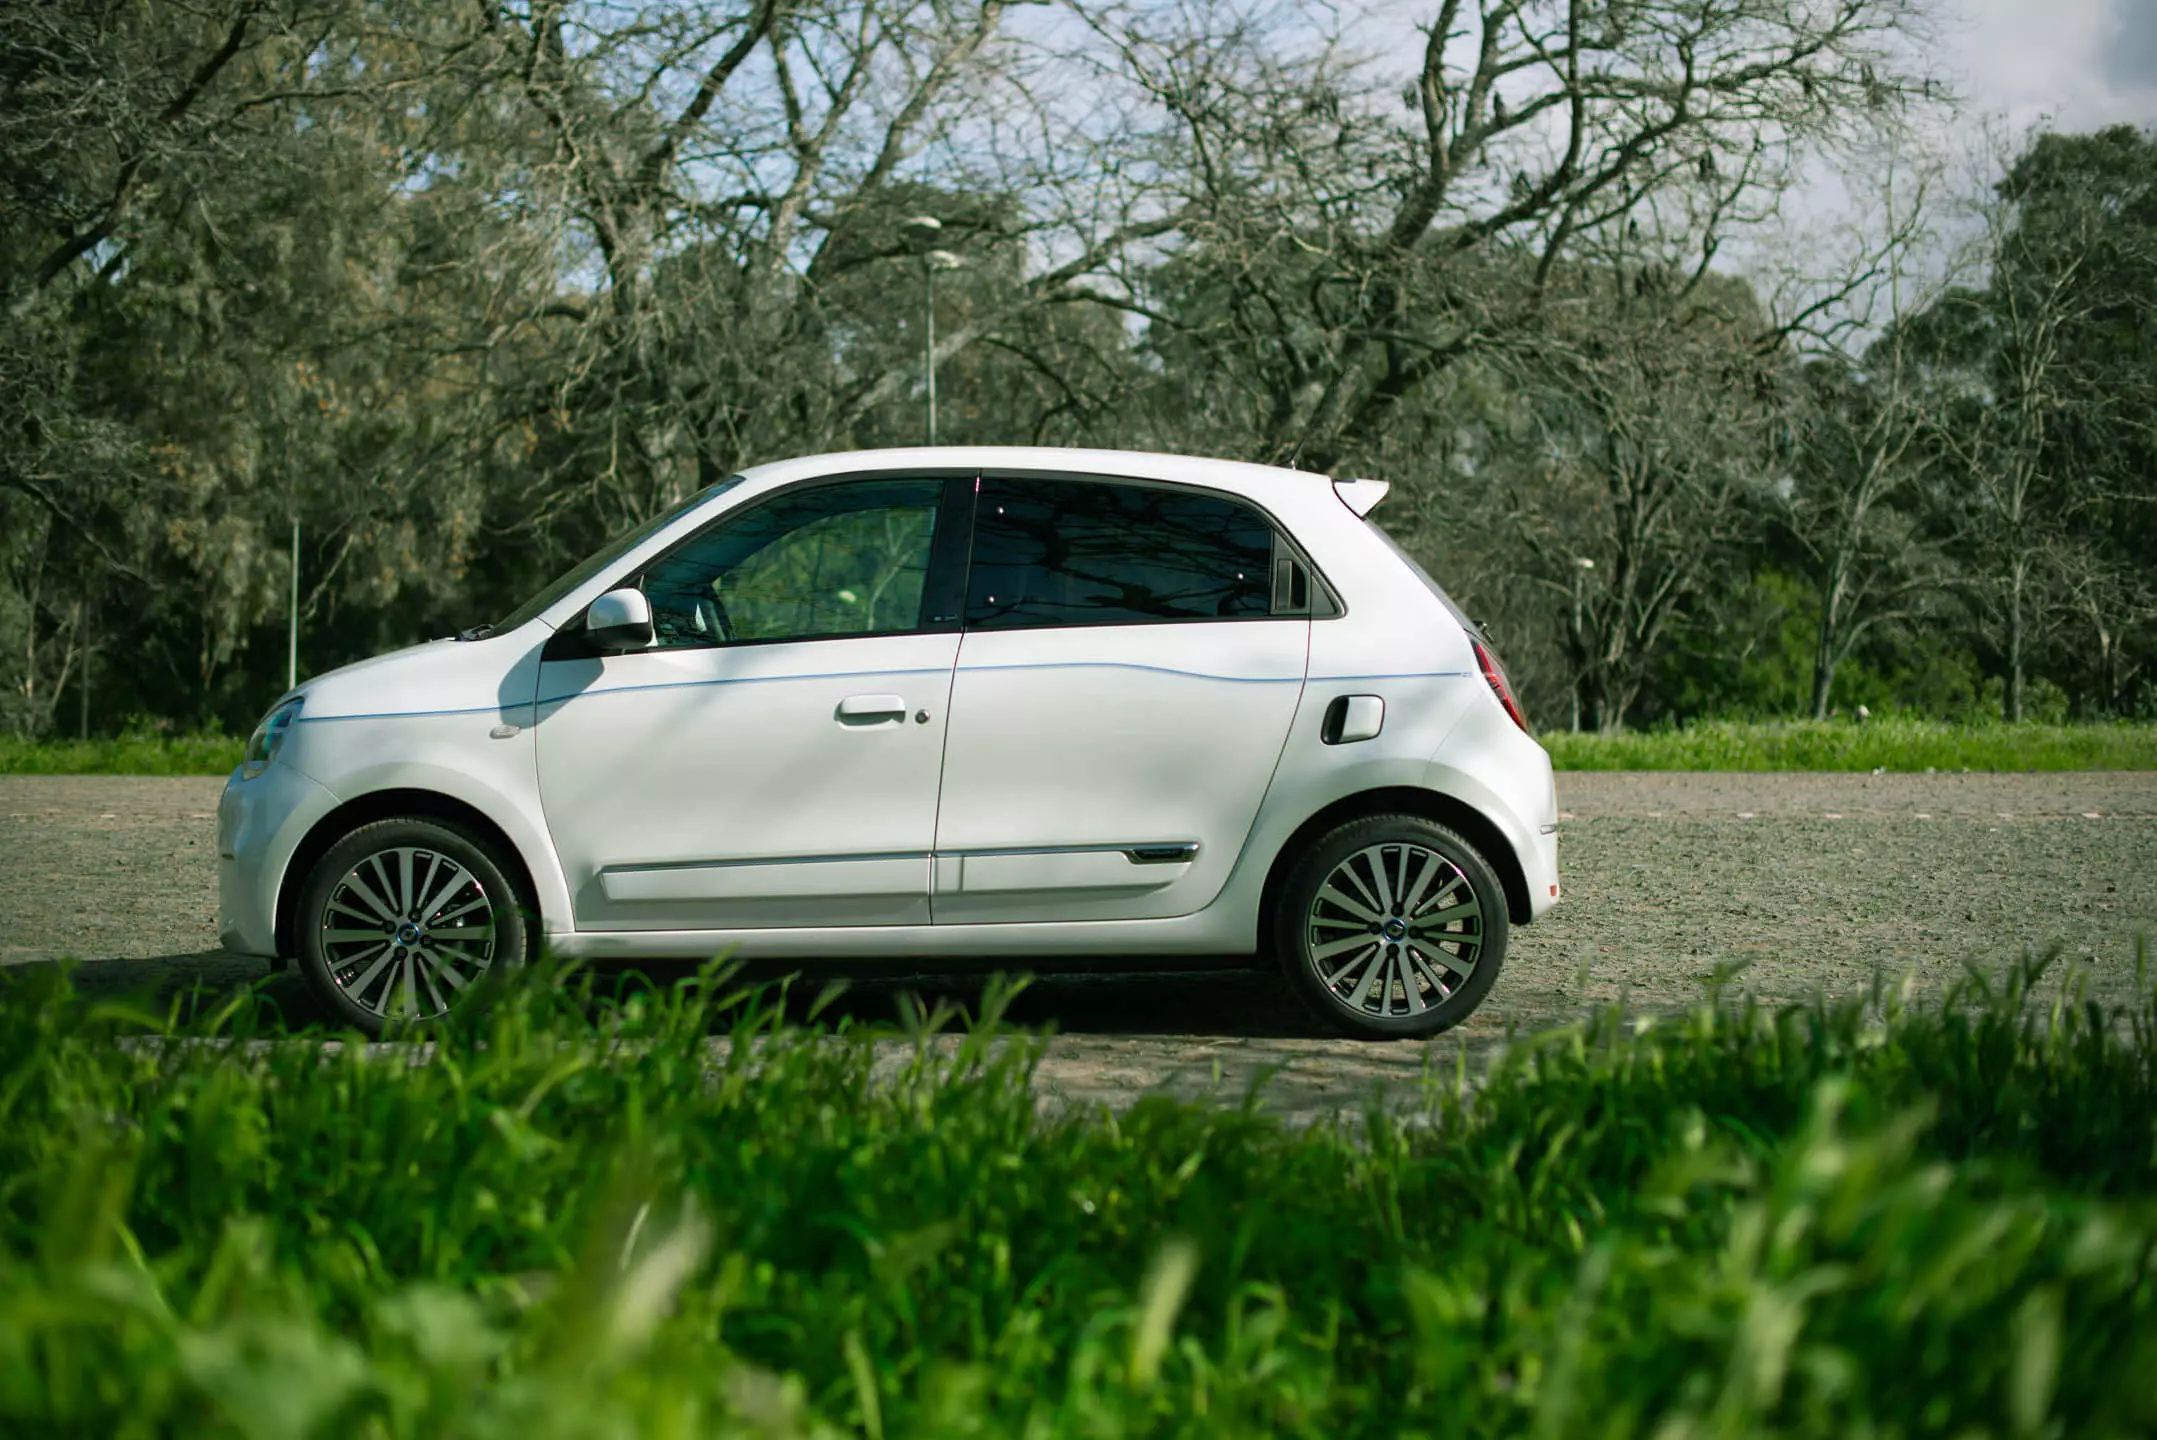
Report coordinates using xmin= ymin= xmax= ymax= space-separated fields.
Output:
xmin=639 ymin=478 xmax=944 ymax=648
xmin=965 ymin=477 xmax=1276 ymax=630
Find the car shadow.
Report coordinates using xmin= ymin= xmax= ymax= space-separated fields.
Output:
xmin=674 ymin=957 xmax=1317 ymax=1038
xmin=2 ymin=951 xmax=1319 ymax=1040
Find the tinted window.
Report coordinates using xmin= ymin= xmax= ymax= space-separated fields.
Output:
xmin=965 ymin=477 xmax=1275 ymax=630
xmin=639 ymin=478 xmax=944 ymax=648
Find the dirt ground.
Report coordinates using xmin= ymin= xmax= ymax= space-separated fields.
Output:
xmin=3 ymin=771 xmax=2154 ymax=1123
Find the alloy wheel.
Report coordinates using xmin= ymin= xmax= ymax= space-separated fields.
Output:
xmin=317 ymin=845 xmax=497 ymax=1020
xmin=1303 ymin=841 xmax=1484 ymax=1020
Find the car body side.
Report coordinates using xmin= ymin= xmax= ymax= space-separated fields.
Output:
xmin=218 ymin=446 xmax=1557 ymax=964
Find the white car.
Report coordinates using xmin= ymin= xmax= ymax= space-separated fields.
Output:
xmin=218 ymin=448 xmax=1559 ymax=1038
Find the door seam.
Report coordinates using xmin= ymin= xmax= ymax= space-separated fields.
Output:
xmin=925 ymin=471 xmax=980 ymax=921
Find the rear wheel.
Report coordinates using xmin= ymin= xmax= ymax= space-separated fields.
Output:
xmin=1272 ymin=814 xmax=1507 ymax=1039
xmin=296 ymin=817 xmax=529 ymax=1036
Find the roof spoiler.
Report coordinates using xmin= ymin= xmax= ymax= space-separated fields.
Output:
xmin=1332 ymin=477 xmax=1390 ymax=518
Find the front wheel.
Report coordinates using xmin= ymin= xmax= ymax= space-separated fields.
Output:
xmin=1272 ymin=814 xmax=1508 ymax=1039
xmin=296 ymin=817 xmax=529 ymax=1035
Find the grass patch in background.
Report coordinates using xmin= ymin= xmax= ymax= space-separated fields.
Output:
xmin=6 ymin=717 xmax=2157 ymax=777
xmin=2 ymin=953 xmax=2155 ymax=1436
xmin=0 ymin=730 xmax=242 ymax=776
xmin=1544 ymin=717 xmax=2157 ymax=771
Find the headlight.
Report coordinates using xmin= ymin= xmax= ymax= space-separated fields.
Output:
xmin=242 ymin=697 xmax=304 ymax=779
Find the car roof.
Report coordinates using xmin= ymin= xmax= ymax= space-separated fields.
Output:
xmin=733 ymin=447 xmax=1332 ymax=502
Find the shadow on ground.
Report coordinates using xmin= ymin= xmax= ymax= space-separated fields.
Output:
xmin=1 ymin=950 xmax=1322 ymax=1040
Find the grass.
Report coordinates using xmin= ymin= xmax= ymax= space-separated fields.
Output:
xmin=1542 ymin=717 xmax=2157 ymax=771
xmin=0 ymin=731 xmax=242 ymax=776
xmin=7 ymin=718 xmax=2157 ymax=777
xmin=2 ymin=953 xmax=2155 ymax=1436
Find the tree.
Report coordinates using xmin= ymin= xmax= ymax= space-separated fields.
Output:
xmin=1 ymin=0 xmax=351 ymax=729
xmin=1770 ymin=142 xmax=1953 ymax=718
xmin=1909 ymin=124 xmax=2157 ymax=720
xmin=1991 ymin=127 xmax=2157 ymax=716
xmin=1089 ymin=0 xmax=1938 ymax=472
xmin=0 ymin=0 xmax=1180 ymax=730
xmin=1511 ymin=268 xmax=1782 ymax=731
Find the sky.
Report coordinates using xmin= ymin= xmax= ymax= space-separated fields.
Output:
xmin=1947 ymin=0 xmax=2157 ymax=131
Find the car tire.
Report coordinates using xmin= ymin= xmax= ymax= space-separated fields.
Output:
xmin=1272 ymin=813 xmax=1508 ymax=1040
xmin=295 ymin=817 xmax=530 ymax=1037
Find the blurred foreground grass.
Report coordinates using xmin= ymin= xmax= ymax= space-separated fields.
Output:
xmin=2 ymin=952 xmax=2155 ymax=1437
xmin=1543 ymin=717 xmax=2157 ymax=770
xmin=6 ymin=718 xmax=2157 ymax=776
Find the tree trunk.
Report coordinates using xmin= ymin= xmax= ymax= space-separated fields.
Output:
xmin=2004 ymin=558 xmax=2026 ymax=723
xmin=1809 ymin=595 xmax=1839 ymax=721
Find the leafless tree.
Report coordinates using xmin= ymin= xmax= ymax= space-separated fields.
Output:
xmin=1081 ymin=0 xmax=1940 ymax=472
xmin=470 ymin=0 xmax=1186 ymax=528
xmin=1514 ymin=272 xmax=1781 ymax=731
xmin=1923 ymin=127 xmax=2104 ymax=723
xmin=1767 ymin=137 xmax=1956 ymax=717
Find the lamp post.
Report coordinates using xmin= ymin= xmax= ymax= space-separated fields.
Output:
xmin=1571 ymin=556 xmax=1595 ymax=732
xmin=923 ymin=249 xmax=963 ymax=444
xmin=898 ymin=215 xmax=963 ymax=445
xmin=289 ymin=516 xmax=300 ymax=691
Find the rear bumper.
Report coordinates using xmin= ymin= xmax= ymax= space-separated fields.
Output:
xmin=1522 ymin=816 xmax=1560 ymax=918
xmin=1426 ymin=700 xmax=1561 ymax=921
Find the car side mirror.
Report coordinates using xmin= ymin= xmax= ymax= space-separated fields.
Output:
xmin=585 ymin=587 xmax=654 ymax=652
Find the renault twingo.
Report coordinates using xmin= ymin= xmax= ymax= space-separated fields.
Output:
xmin=218 ymin=448 xmax=1560 ymax=1037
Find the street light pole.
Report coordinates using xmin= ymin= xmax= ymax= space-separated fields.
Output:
xmin=899 ymin=215 xmax=944 ymax=446
xmin=898 ymin=216 xmax=965 ymax=447
xmin=924 ymin=254 xmax=937 ymax=446
xmin=289 ymin=516 xmax=300 ymax=691
xmin=1571 ymin=556 xmax=1594 ymax=732
xmin=922 ymin=251 xmax=962 ymax=445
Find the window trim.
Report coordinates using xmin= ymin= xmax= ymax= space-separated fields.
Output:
xmin=964 ymin=467 xmax=1342 ymax=634
xmin=543 ymin=470 xmax=973 ymax=661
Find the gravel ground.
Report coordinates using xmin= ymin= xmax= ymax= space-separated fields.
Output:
xmin=3 ymin=771 xmax=2154 ymax=1123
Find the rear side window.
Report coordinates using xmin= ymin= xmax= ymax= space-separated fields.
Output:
xmin=965 ymin=477 xmax=1275 ymax=630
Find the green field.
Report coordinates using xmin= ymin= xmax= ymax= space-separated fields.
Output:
xmin=2 ymin=956 xmax=2154 ymax=1436
xmin=1543 ymin=718 xmax=2157 ymax=771
xmin=7 ymin=719 xmax=2157 ymax=778
xmin=0 ymin=731 xmax=245 ymax=776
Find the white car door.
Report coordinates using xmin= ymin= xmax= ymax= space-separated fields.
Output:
xmin=535 ymin=475 xmax=968 ymax=931
xmin=931 ymin=473 xmax=1312 ymax=923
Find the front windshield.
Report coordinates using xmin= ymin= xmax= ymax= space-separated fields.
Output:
xmin=491 ymin=478 xmax=743 ymax=633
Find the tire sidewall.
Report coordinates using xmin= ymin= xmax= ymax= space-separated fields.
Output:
xmin=296 ymin=817 xmax=529 ymax=1036
xmin=1272 ymin=814 xmax=1509 ymax=1039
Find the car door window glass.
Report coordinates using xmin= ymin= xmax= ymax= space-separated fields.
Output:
xmin=641 ymin=479 xmax=943 ymax=648
xmin=965 ymin=477 xmax=1275 ymax=630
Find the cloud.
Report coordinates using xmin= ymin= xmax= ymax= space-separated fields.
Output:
xmin=2101 ymin=0 xmax=2157 ymax=96
xmin=1948 ymin=0 xmax=2156 ymax=131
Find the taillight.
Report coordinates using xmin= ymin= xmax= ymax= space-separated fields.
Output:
xmin=1472 ymin=637 xmax=1529 ymax=733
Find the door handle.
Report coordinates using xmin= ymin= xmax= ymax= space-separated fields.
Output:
xmin=836 ymin=693 xmax=908 ymax=721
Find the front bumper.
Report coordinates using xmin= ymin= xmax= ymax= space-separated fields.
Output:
xmin=216 ymin=762 xmax=342 ymax=958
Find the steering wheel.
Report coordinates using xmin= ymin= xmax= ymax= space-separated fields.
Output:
xmin=694 ymin=593 xmax=734 ymax=645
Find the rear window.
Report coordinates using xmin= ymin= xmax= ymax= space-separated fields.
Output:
xmin=966 ymin=476 xmax=1276 ymax=629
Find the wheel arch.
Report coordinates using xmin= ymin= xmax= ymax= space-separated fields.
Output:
xmin=276 ymin=789 xmax=543 ymax=959
xmin=1257 ymin=786 xmax=1531 ymax=939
